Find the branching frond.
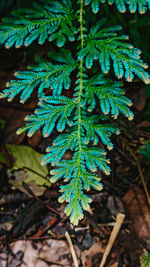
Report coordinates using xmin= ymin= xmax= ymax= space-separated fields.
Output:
xmin=0 ymin=0 xmax=149 ymax=225
xmin=41 ymin=132 xmax=78 ymax=166
xmin=78 ymin=22 xmax=150 ymax=84
xmin=84 ymin=0 xmax=150 ymax=14
xmin=0 ymin=51 xmax=76 ymax=103
xmin=0 ymin=0 xmax=76 ymax=48
xmin=84 ymin=74 xmax=134 ymax=119
xmin=17 ymin=95 xmax=76 ymax=136
xmin=81 ymin=114 xmax=119 ymax=149
xmin=53 ymin=147 xmax=104 ymax=225
xmin=82 ymin=147 xmax=111 ymax=174
xmin=38 ymin=101 xmax=117 ymax=224
xmin=57 ymin=143 xmax=109 ymax=224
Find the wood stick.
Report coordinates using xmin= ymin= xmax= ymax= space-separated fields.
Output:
xmin=99 ymin=213 xmax=125 ymax=267
xmin=65 ymin=231 xmax=78 ymax=267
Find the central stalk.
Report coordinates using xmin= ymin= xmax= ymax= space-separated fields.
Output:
xmin=77 ymin=0 xmax=84 ymax=174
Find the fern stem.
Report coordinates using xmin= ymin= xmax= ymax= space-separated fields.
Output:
xmin=77 ymin=0 xmax=84 ymax=176
xmin=79 ymin=0 xmax=84 ymax=49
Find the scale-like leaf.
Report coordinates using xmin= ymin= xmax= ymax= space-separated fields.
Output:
xmin=84 ymin=0 xmax=150 ymax=14
xmin=17 ymin=96 xmax=76 ymax=136
xmin=78 ymin=22 xmax=150 ymax=84
xmin=0 ymin=0 xmax=149 ymax=225
xmin=0 ymin=52 xmax=75 ymax=103
xmin=0 ymin=0 xmax=76 ymax=48
xmin=84 ymin=74 xmax=134 ymax=119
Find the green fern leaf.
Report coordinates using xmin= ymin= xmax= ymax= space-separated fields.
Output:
xmin=84 ymin=74 xmax=134 ymax=119
xmin=0 ymin=0 xmax=149 ymax=225
xmin=0 ymin=52 xmax=76 ymax=103
xmin=78 ymin=21 xmax=150 ymax=84
xmin=17 ymin=96 xmax=76 ymax=137
xmin=84 ymin=0 xmax=150 ymax=14
xmin=41 ymin=132 xmax=78 ymax=166
xmin=0 ymin=0 xmax=76 ymax=48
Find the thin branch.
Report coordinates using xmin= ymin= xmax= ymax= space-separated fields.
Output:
xmin=65 ymin=231 xmax=78 ymax=267
xmin=99 ymin=213 xmax=125 ymax=267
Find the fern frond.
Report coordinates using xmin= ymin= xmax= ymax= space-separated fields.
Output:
xmin=59 ymin=180 xmax=93 ymax=225
xmin=78 ymin=22 xmax=150 ymax=84
xmin=41 ymin=132 xmax=78 ymax=166
xmin=55 ymin=149 xmax=104 ymax=225
xmin=82 ymin=147 xmax=111 ymax=174
xmin=0 ymin=52 xmax=76 ymax=103
xmin=19 ymin=80 xmax=117 ymax=225
xmin=0 ymin=0 xmax=76 ymax=48
xmin=57 ymin=144 xmax=107 ymax=224
xmin=84 ymin=0 xmax=150 ymax=14
xmin=17 ymin=95 xmax=76 ymax=136
xmin=84 ymin=74 xmax=134 ymax=119
xmin=82 ymin=115 xmax=119 ymax=149
xmin=38 ymin=101 xmax=117 ymax=225
xmin=1 ymin=0 xmax=149 ymax=225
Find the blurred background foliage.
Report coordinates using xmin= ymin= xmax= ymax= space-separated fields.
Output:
xmin=0 ymin=0 xmax=34 ymax=11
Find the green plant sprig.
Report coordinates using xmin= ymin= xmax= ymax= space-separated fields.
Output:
xmin=0 ymin=0 xmax=150 ymax=225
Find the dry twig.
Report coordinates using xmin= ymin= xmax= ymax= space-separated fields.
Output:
xmin=99 ymin=213 xmax=125 ymax=267
xmin=65 ymin=231 xmax=78 ymax=267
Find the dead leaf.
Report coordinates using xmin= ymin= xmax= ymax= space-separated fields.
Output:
xmin=133 ymin=89 xmax=146 ymax=111
xmin=0 ymin=145 xmax=50 ymax=196
xmin=27 ymin=129 xmax=42 ymax=148
xmin=3 ymin=111 xmax=30 ymax=145
xmin=107 ymin=196 xmax=125 ymax=215
xmin=0 ymin=239 xmax=80 ymax=267
xmin=123 ymin=186 xmax=150 ymax=249
xmin=39 ymin=240 xmax=79 ymax=266
xmin=8 ymin=251 xmax=24 ymax=267
xmin=82 ymin=241 xmax=105 ymax=267
xmin=82 ymin=241 xmax=118 ymax=267
xmin=90 ymin=192 xmax=108 ymax=202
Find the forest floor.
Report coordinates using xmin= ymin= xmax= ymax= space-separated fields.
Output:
xmin=0 ymin=45 xmax=150 ymax=267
